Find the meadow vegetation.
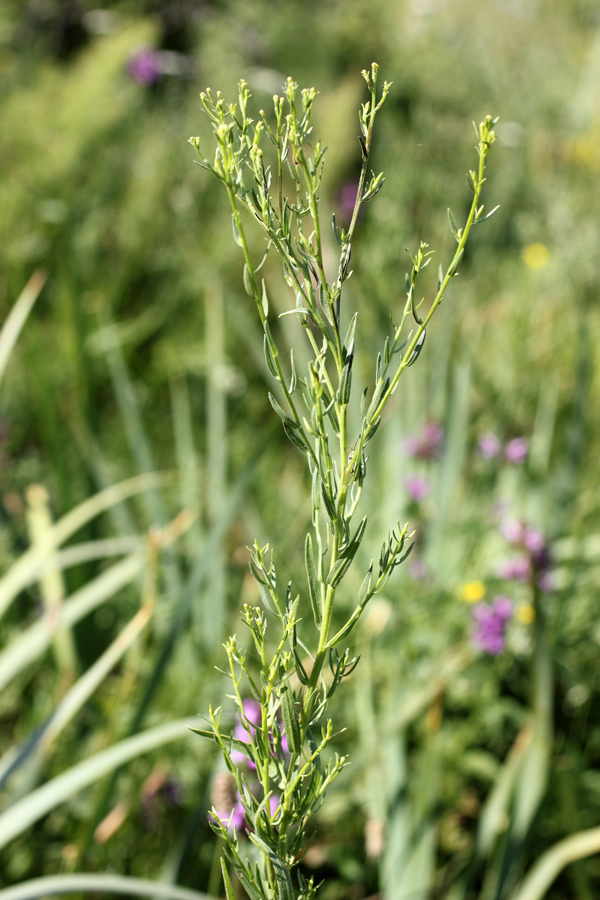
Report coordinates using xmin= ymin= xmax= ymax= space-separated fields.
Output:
xmin=0 ymin=2 xmax=599 ymax=899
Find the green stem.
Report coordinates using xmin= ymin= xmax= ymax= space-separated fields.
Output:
xmin=347 ymin=125 xmax=492 ymax=480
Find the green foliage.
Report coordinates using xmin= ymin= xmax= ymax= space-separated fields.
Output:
xmin=192 ymin=67 xmax=498 ymax=899
xmin=1 ymin=2 xmax=600 ymax=900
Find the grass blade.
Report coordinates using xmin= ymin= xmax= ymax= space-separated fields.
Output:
xmin=0 ymin=717 xmax=199 ymax=850
xmin=0 ymin=271 xmax=46 ymax=388
xmin=0 ymin=601 xmax=154 ymax=789
xmin=0 ymin=553 xmax=144 ymax=693
xmin=0 ymin=472 xmax=170 ymax=620
xmin=0 ymin=873 xmax=212 ymax=900
xmin=510 ymin=827 xmax=600 ymax=900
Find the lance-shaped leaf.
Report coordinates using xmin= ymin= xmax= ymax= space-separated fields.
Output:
xmin=283 ymin=422 xmax=310 ymax=454
xmin=326 ymin=555 xmax=353 ymax=588
xmin=406 ymin=329 xmax=427 ymax=367
xmin=220 ymin=858 xmax=236 ymax=900
xmin=340 ymin=516 xmax=367 ymax=560
xmin=249 ymin=834 xmax=294 ymax=900
xmin=447 ymin=207 xmax=460 ymax=240
xmin=337 ymin=357 xmax=353 ymax=406
xmin=268 ymin=393 xmax=299 ymax=431
xmin=305 ymin=534 xmax=322 ymax=629
xmin=232 ymin=215 xmax=243 ymax=246
xmin=343 ymin=313 xmax=358 ymax=359
xmin=263 ymin=334 xmax=278 ymax=378
xmin=243 ymin=264 xmax=255 ymax=298
xmin=280 ymin=678 xmax=301 ymax=755
xmin=320 ymin=483 xmax=337 ymax=525
xmin=447 ymin=247 xmax=464 ymax=277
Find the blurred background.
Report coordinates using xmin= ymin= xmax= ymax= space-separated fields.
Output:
xmin=1 ymin=1 xmax=600 ymax=898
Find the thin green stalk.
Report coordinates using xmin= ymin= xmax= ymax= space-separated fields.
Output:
xmin=189 ymin=68 xmax=497 ymax=900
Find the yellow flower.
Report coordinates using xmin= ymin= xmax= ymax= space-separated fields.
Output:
xmin=522 ymin=243 xmax=549 ymax=270
xmin=517 ymin=604 xmax=535 ymax=625
xmin=459 ymin=580 xmax=485 ymax=603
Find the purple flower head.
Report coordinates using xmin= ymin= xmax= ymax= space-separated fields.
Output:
xmin=230 ymin=700 xmax=291 ymax=769
xmin=500 ymin=521 xmax=553 ymax=578
xmin=403 ymin=421 xmax=444 ymax=460
xmin=501 ymin=519 xmax=525 ymax=544
xmin=405 ymin=474 xmax=429 ymax=503
xmin=128 ymin=48 xmax=162 ymax=86
xmin=478 ymin=431 xmax=502 ymax=459
xmin=472 ymin=596 xmax=513 ymax=655
xmin=523 ymin=527 xmax=545 ymax=555
xmin=504 ymin=437 xmax=528 ymax=465
xmin=269 ymin=794 xmax=281 ymax=820
xmin=498 ymin=554 xmax=531 ymax=582
xmin=423 ymin=421 xmax=444 ymax=449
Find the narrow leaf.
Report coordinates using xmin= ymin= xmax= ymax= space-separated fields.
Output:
xmin=343 ymin=313 xmax=358 ymax=359
xmin=320 ymin=484 xmax=337 ymax=523
xmin=357 ymin=564 xmax=373 ymax=607
xmin=447 ymin=207 xmax=460 ymax=240
xmin=283 ymin=422 xmax=308 ymax=453
xmin=261 ymin=280 xmax=269 ymax=316
xmin=249 ymin=834 xmax=294 ymax=900
xmin=220 ymin=859 xmax=236 ymax=900
xmin=406 ymin=329 xmax=426 ymax=367
xmin=243 ymin=264 xmax=254 ymax=297
xmin=232 ymin=215 xmax=243 ymax=247
xmin=263 ymin=334 xmax=278 ymax=378
xmin=268 ymin=393 xmax=298 ymax=430
xmin=327 ymin=555 xmax=352 ymax=588
xmin=280 ymin=679 xmax=301 ymax=755
xmin=447 ymin=248 xmax=464 ymax=277
xmin=305 ymin=534 xmax=322 ymax=629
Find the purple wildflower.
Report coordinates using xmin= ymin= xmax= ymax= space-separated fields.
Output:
xmin=231 ymin=700 xmax=290 ymax=769
xmin=501 ymin=519 xmax=525 ymax=544
xmin=472 ymin=596 xmax=513 ymax=655
xmin=128 ymin=48 xmax=162 ymax=86
xmin=405 ymin=474 xmax=429 ymax=503
xmin=497 ymin=554 xmax=531 ymax=582
xmin=522 ymin=527 xmax=545 ymax=555
xmin=478 ymin=431 xmax=502 ymax=459
xmin=499 ymin=520 xmax=555 ymax=590
xmin=269 ymin=794 xmax=281 ymax=820
xmin=423 ymin=421 xmax=444 ymax=449
xmin=504 ymin=437 xmax=528 ymax=465
xmin=403 ymin=421 xmax=444 ymax=459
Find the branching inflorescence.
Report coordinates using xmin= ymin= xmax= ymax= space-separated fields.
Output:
xmin=189 ymin=64 xmax=497 ymax=900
